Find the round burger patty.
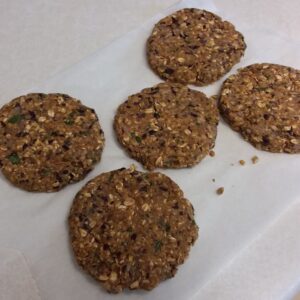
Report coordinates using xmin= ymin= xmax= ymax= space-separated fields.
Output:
xmin=114 ymin=82 xmax=219 ymax=170
xmin=0 ymin=93 xmax=105 ymax=192
xmin=68 ymin=167 xmax=198 ymax=293
xmin=219 ymin=63 xmax=300 ymax=153
xmin=147 ymin=8 xmax=246 ymax=86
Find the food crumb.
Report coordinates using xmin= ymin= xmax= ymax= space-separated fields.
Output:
xmin=216 ymin=187 xmax=224 ymax=195
xmin=251 ymin=155 xmax=259 ymax=164
xmin=209 ymin=150 xmax=215 ymax=157
xmin=239 ymin=160 xmax=245 ymax=166
xmin=212 ymin=178 xmax=215 ymax=182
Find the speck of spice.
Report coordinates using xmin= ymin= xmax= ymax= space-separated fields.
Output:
xmin=239 ymin=160 xmax=245 ymax=166
xmin=251 ymin=156 xmax=259 ymax=164
xmin=216 ymin=187 xmax=224 ymax=195
xmin=209 ymin=150 xmax=215 ymax=157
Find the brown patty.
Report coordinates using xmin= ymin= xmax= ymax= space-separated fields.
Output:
xmin=147 ymin=8 xmax=246 ymax=86
xmin=0 ymin=93 xmax=105 ymax=192
xmin=114 ymin=82 xmax=219 ymax=170
xmin=68 ymin=167 xmax=198 ymax=293
xmin=219 ymin=63 xmax=300 ymax=153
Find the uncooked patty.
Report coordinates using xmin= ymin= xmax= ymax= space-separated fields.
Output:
xmin=219 ymin=63 xmax=300 ymax=153
xmin=114 ymin=82 xmax=219 ymax=170
xmin=0 ymin=93 xmax=105 ymax=192
xmin=147 ymin=8 xmax=246 ymax=86
xmin=68 ymin=167 xmax=198 ymax=293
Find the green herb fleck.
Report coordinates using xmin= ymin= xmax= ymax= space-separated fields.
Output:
xmin=154 ymin=240 xmax=162 ymax=252
xmin=64 ymin=117 xmax=74 ymax=125
xmin=41 ymin=168 xmax=51 ymax=176
xmin=108 ymin=172 xmax=114 ymax=182
xmin=159 ymin=218 xmax=171 ymax=232
xmin=135 ymin=135 xmax=142 ymax=143
xmin=8 ymin=153 xmax=21 ymax=165
xmin=8 ymin=114 xmax=22 ymax=124
xmin=130 ymin=132 xmax=142 ymax=143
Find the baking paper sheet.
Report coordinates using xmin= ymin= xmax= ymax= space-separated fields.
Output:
xmin=1 ymin=0 xmax=300 ymax=299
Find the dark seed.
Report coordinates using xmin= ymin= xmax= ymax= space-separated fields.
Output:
xmin=160 ymin=140 xmax=166 ymax=147
xmin=159 ymin=186 xmax=168 ymax=192
xmin=28 ymin=111 xmax=36 ymax=120
xmin=164 ymin=68 xmax=174 ymax=75
xmin=172 ymin=203 xmax=179 ymax=209
xmin=101 ymin=195 xmax=108 ymax=202
xmin=139 ymin=185 xmax=148 ymax=192
xmin=131 ymin=233 xmax=137 ymax=240
xmin=165 ymin=223 xmax=171 ymax=232
xmin=62 ymin=140 xmax=71 ymax=150
xmin=262 ymin=135 xmax=270 ymax=145
xmin=77 ymin=108 xmax=86 ymax=115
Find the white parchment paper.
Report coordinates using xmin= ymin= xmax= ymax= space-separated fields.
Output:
xmin=0 ymin=1 xmax=299 ymax=299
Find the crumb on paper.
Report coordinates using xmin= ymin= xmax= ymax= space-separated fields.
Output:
xmin=239 ymin=160 xmax=245 ymax=166
xmin=251 ymin=155 xmax=259 ymax=164
xmin=212 ymin=178 xmax=215 ymax=182
xmin=209 ymin=150 xmax=215 ymax=157
xmin=216 ymin=187 xmax=224 ymax=195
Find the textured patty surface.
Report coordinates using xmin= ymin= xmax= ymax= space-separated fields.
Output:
xmin=69 ymin=167 xmax=198 ymax=293
xmin=219 ymin=63 xmax=300 ymax=153
xmin=0 ymin=93 xmax=105 ymax=191
xmin=114 ymin=82 xmax=219 ymax=170
xmin=147 ymin=8 xmax=246 ymax=86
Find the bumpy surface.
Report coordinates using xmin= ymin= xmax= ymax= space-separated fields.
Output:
xmin=0 ymin=93 xmax=105 ymax=192
xmin=219 ymin=63 xmax=300 ymax=153
xmin=147 ymin=8 xmax=246 ymax=86
xmin=114 ymin=82 xmax=219 ymax=170
xmin=69 ymin=167 xmax=198 ymax=293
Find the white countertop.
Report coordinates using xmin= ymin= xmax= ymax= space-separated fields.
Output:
xmin=0 ymin=1 xmax=299 ymax=299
